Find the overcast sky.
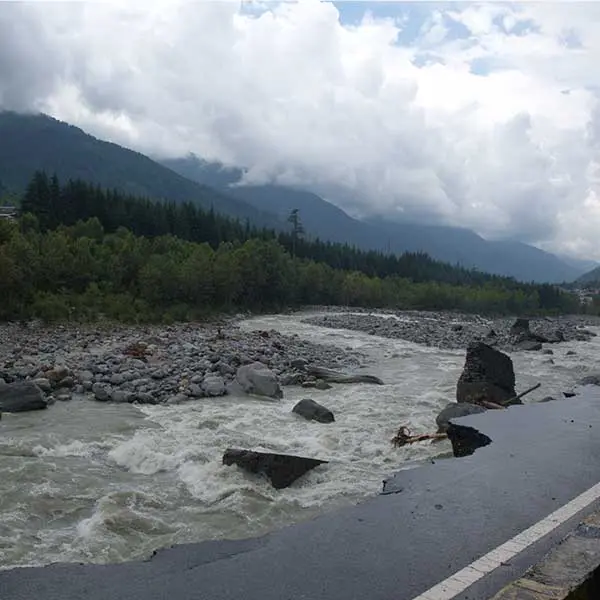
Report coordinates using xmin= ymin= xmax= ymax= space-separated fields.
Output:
xmin=1 ymin=1 xmax=600 ymax=259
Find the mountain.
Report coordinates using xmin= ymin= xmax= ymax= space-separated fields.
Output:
xmin=575 ymin=265 xmax=600 ymax=287
xmin=0 ymin=112 xmax=278 ymax=227
xmin=162 ymin=155 xmax=583 ymax=284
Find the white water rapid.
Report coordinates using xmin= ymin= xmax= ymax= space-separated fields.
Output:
xmin=1 ymin=312 xmax=599 ymax=569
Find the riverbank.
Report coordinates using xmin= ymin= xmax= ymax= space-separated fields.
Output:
xmin=302 ymin=309 xmax=600 ymax=351
xmin=0 ymin=317 xmax=365 ymax=405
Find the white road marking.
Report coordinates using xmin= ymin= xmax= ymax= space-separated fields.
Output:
xmin=410 ymin=480 xmax=600 ymax=600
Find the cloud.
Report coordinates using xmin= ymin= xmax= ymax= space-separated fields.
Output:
xmin=1 ymin=1 xmax=600 ymax=259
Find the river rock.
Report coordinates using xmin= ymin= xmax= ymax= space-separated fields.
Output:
xmin=315 ymin=380 xmax=332 ymax=390
xmin=0 ymin=381 xmax=48 ymax=412
xmin=202 ymin=375 xmax=226 ymax=397
xmin=306 ymin=365 xmax=384 ymax=385
xmin=92 ymin=382 xmax=111 ymax=402
xmin=435 ymin=402 xmax=487 ymax=433
xmin=223 ymin=448 xmax=328 ymax=489
xmin=33 ymin=377 xmax=52 ymax=393
xmin=292 ymin=399 xmax=335 ymax=423
xmin=516 ymin=340 xmax=542 ymax=352
xmin=456 ymin=342 xmax=517 ymax=406
xmin=235 ymin=362 xmax=283 ymax=399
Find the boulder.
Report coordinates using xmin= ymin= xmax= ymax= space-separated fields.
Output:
xmin=235 ymin=362 xmax=283 ymax=399
xmin=33 ymin=377 xmax=52 ymax=393
xmin=314 ymin=380 xmax=332 ymax=390
xmin=516 ymin=340 xmax=542 ymax=352
xmin=435 ymin=402 xmax=487 ymax=433
xmin=306 ymin=365 xmax=384 ymax=385
xmin=292 ymin=399 xmax=335 ymax=423
xmin=223 ymin=448 xmax=328 ymax=489
xmin=92 ymin=382 xmax=111 ymax=402
xmin=0 ymin=381 xmax=48 ymax=412
xmin=202 ymin=375 xmax=226 ymax=397
xmin=456 ymin=342 xmax=517 ymax=406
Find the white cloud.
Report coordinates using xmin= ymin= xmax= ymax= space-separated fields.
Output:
xmin=2 ymin=1 xmax=600 ymax=259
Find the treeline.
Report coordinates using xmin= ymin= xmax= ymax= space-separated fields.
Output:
xmin=0 ymin=171 xmax=580 ymax=322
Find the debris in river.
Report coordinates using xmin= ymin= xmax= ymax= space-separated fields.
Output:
xmin=223 ymin=448 xmax=328 ymax=489
xmin=305 ymin=365 xmax=384 ymax=385
xmin=391 ymin=425 xmax=448 ymax=447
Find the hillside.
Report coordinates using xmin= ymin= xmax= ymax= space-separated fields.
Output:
xmin=575 ymin=266 xmax=600 ymax=287
xmin=0 ymin=112 xmax=278 ymax=227
xmin=162 ymin=155 xmax=583 ymax=284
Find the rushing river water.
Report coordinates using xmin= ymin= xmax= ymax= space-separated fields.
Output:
xmin=1 ymin=312 xmax=599 ymax=570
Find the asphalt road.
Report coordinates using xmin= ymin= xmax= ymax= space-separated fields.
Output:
xmin=3 ymin=387 xmax=600 ymax=600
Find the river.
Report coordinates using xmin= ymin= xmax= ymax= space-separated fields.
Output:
xmin=1 ymin=312 xmax=599 ymax=569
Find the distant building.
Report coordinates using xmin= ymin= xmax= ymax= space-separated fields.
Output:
xmin=0 ymin=206 xmax=17 ymax=220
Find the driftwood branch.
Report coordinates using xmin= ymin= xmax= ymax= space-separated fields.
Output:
xmin=391 ymin=426 xmax=448 ymax=448
xmin=391 ymin=383 xmax=542 ymax=448
xmin=500 ymin=382 xmax=541 ymax=406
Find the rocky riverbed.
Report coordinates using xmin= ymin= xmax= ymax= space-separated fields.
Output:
xmin=0 ymin=319 xmax=366 ymax=407
xmin=303 ymin=310 xmax=600 ymax=351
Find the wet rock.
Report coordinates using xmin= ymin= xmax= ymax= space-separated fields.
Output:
xmin=223 ymin=448 xmax=328 ymax=489
xmin=292 ymin=399 xmax=335 ymax=423
xmin=306 ymin=365 xmax=384 ymax=385
xmin=315 ymin=379 xmax=332 ymax=390
xmin=435 ymin=402 xmax=487 ymax=433
xmin=0 ymin=381 xmax=48 ymax=412
xmin=516 ymin=340 xmax=542 ymax=352
xmin=291 ymin=358 xmax=308 ymax=370
xmin=187 ymin=383 xmax=204 ymax=398
xmin=33 ymin=377 xmax=52 ymax=393
xmin=92 ymin=382 xmax=111 ymax=402
xmin=235 ymin=362 xmax=283 ymax=399
xmin=133 ymin=392 xmax=158 ymax=404
xmin=567 ymin=350 xmax=577 ymax=356
xmin=56 ymin=376 xmax=75 ymax=388
xmin=542 ymin=349 xmax=554 ymax=355
xmin=111 ymin=390 xmax=133 ymax=403
xmin=45 ymin=365 xmax=71 ymax=383
xmin=456 ymin=342 xmax=517 ymax=406
xmin=202 ymin=375 xmax=226 ymax=397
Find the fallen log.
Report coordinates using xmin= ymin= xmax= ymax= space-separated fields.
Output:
xmin=306 ymin=365 xmax=384 ymax=385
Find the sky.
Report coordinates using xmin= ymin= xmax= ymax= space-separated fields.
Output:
xmin=1 ymin=1 xmax=600 ymax=260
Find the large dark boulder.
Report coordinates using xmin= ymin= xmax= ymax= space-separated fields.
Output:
xmin=456 ymin=342 xmax=517 ymax=406
xmin=435 ymin=402 xmax=487 ymax=433
xmin=292 ymin=399 xmax=335 ymax=423
xmin=223 ymin=449 xmax=328 ymax=489
xmin=0 ymin=381 xmax=48 ymax=412
xmin=306 ymin=365 xmax=384 ymax=385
